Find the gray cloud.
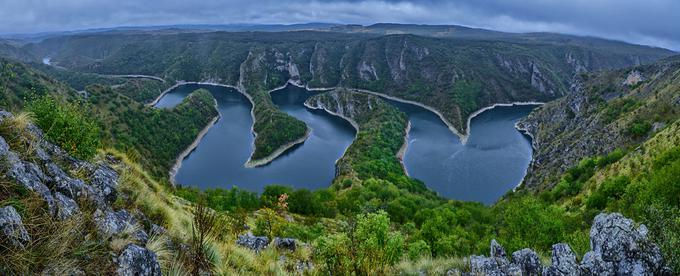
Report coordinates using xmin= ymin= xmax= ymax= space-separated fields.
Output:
xmin=0 ymin=0 xmax=678 ymax=50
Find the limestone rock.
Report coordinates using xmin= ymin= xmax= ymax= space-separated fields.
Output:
xmin=511 ymin=248 xmax=542 ymax=275
xmin=89 ymin=165 xmax=119 ymax=204
xmin=3 ymin=152 xmax=56 ymax=215
xmin=584 ymin=212 xmax=667 ymax=275
xmin=274 ymin=237 xmax=297 ymax=251
xmin=116 ymin=244 xmax=161 ymax=276
xmin=54 ymin=192 xmax=81 ymax=220
xmin=0 ymin=206 xmax=31 ymax=248
xmin=236 ymin=232 xmax=269 ymax=252
xmin=543 ymin=243 xmax=579 ymax=276
xmin=94 ymin=209 xmax=148 ymax=244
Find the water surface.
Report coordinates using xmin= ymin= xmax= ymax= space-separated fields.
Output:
xmin=154 ymin=84 xmax=355 ymax=191
xmin=391 ymin=101 xmax=537 ymax=204
xmin=155 ymin=84 xmax=536 ymax=203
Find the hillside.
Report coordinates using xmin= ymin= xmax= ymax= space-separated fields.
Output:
xmin=519 ymin=55 xmax=680 ymax=190
xmin=0 ymin=30 xmax=678 ymax=274
xmin=17 ymin=30 xmax=673 ymax=164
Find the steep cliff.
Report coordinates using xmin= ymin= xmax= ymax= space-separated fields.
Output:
xmin=519 ymin=55 xmax=680 ymax=190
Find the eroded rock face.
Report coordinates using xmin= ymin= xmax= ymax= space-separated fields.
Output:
xmin=581 ymin=213 xmax=668 ymax=275
xmin=94 ymin=209 xmax=148 ymax=244
xmin=511 ymin=248 xmax=542 ymax=275
xmin=274 ymin=237 xmax=297 ymax=251
xmin=236 ymin=232 xmax=269 ymax=252
xmin=116 ymin=244 xmax=162 ymax=276
xmin=54 ymin=191 xmax=81 ymax=220
xmin=0 ymin=206 xmax=31 ymax=248
xmin=543 ymin=243 xmax=579 ymax=276
xmin=4 ymin=153 xmax=56 ymax=216
xmin=465 ymin=213 xmax=669 ymax=276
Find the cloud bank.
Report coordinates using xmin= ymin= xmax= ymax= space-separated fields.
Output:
xmin=1 ymin=0 xmax=678 ymax=50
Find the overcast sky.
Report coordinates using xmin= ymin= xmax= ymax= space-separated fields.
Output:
xmin=1 ymin=0 xmax=678 ymax=50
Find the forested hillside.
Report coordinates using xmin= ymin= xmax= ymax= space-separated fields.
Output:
xmin=519 ymin=55 xmax=680 ymax=190
xmin=17 ymin=30 xmax=673 ymax=163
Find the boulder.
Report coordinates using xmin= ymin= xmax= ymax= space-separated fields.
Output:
xmin=274 ymin=237 xmax=297 ymax=251
xmin=542 ymin=243 xmax=579 ymax=276
xmin=236 ymin=232 xmax=269 ymax=252
xmin=490 ymin=239 xmax=507 ymax=259
xmin=580 ymin=251 xmax=614 ymax=275
xmin=3 ymin=152 xmax=56 ymax=216
xmin=54 ymin=192 xmax=81 ymax=220
xmin=0 ymin=206 xmax=31 ymax=248
xmin=511 ymin=248 xmax=542 ymax=275
xmin=116 ymin=244 xmax=161 ymax=276
xmin=94 ymin=209 xmax=148 ymax=244
xmin=0 ymin=135 xmax=9 ymax=155
xmin=88 ymin=165 xmax=119 ymax=204
xmin=584 ymin=212 xmax=667 ymax=275
xmin=46 ymin=162 xmax=88 ymax=200
xmin=469 ymin=255 xmax=508 ymax=276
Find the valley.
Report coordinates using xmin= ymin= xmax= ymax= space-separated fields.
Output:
xmin=0 ymin=22 xmax=678 ymax=275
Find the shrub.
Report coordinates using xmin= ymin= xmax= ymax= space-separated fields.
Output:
xmin=27 ymin=95 xmax=100 ymax=160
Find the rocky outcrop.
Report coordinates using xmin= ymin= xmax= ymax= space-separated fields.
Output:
xmin=581 ymin=213 xmax=669 ymax=275
xmin=94 ymin=209 xmax=148 ymax=244
xmin=0 ymin=206 xmax=31 ymax=248
xmin=116 ymin=244 xmax=162 ymax=276
xmin=236 ymin=232 xmax=269 ymax=252
xmin=0 ymin=111 xmax=160 ymax=272
xmin=465 ymin=212 xmax=669 ymax=275
xmin=542 ymin=243 xmax=579 ymax=275
xmin=274 ymin=237 xmax=297 ymax=251
xmin=54 ymin=191 xmax=81 ymax=220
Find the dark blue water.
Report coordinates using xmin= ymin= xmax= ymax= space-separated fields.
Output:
xmin=391 ymin=101 xmax=536 ymax=203
xmin=155 ymin=84 xmax=536 ymax=203
xmin=154 ymin=84 xmax=355 ymax=191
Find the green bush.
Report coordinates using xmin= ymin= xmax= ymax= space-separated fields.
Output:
xmin=27 ymin=95 xmax=100 ymax=160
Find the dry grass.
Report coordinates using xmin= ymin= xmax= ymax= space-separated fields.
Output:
xmin=0 ymin=192 xmax=112 ymax=274
xmin=0 ymin=112 xmax=39 ymax=158
xmin=391 ymin=256 xmax=469 ymax=275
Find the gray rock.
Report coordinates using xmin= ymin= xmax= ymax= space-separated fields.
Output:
xmin=94 ymin=209 xmax=147 ymax=244
xmin=46 ymin=163 xmax=88 ymax=200
xmin=490 ymin=239 xmax=507 ymax=259
xmin=0 ymin=206 xmax=31 ymax=248
xmin=0 ymin=135 xmax=9 ymax=155
xmin=89 ymin=165 xmax=119 ymax=204
xmin=587 ymin=212 xmax=666 ymax=275
xmin=543 ymin=243 xmax=579 ymax=276
xmin=150 ymin=224 xmax=166 ymax=236
xmin=116 ymin=244 xmax=161 ymax=276
xmin=469 ymin=255 xmax=505 ymax=276
xmin=54 ymin=192 xmax=81 ymax=220
xmin=4 ymin=153 xmax=56 ymax=216
xmin=580 ymin=251 xmax=614 ymax=275
xmin=236 ymin=232 xmax=269 ymax=252
xmin=511 ymin=248 xmax=542 ymax=275
xmin=273 ymin=237 xmax=297 ymax=251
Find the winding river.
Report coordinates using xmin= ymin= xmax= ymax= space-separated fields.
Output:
xmin=154 ymin=84 xmax=537 ymax=203
xmin=154 ymin=84 xmax=355 ymax=191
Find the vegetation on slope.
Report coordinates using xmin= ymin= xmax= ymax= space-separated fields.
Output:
xmin=24 ymin=29 xmax=672 ymax=137
xmin=520 ymin=55 xmax=680 ymax=190
xmin=85 ymin=85 xmax=218 ymax=177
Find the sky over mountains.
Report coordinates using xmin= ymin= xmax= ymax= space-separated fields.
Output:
xmin=1 ymin=0 xmax=678 ymax=50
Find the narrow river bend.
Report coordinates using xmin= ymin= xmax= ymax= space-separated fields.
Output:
xmin=154 ymin=84 xmax=537 ymax=204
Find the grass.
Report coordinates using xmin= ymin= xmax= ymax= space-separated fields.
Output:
xmin=391 ymin=256 xmax=469 ymax=275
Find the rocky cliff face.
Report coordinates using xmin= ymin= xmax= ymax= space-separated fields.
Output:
xmin=519 ymin=56 xmax=680 ymax=190
xmin=0 ymin=111 xmax=161 ymax=275
xmin=24 ymin=31 xmax=674 ymax=135
xmin=460 ymin=213 xmax=671 ymax=275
